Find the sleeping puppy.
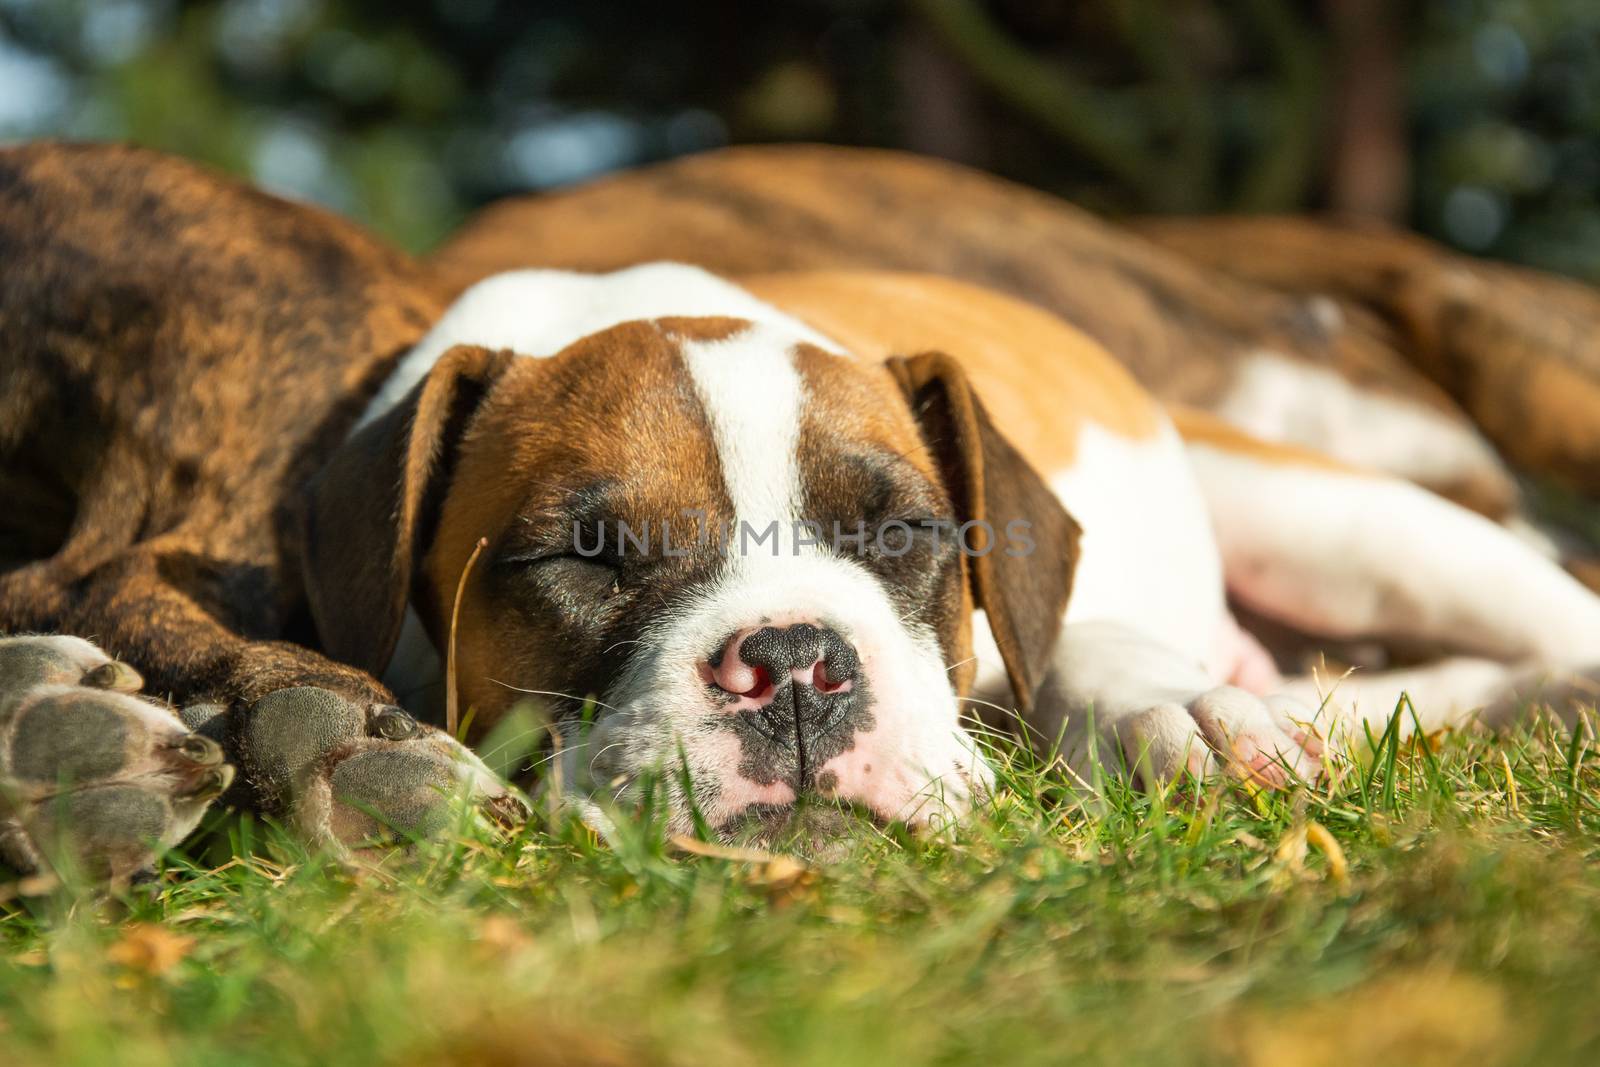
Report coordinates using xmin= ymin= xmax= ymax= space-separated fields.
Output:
xmin=324 ymin=263 xmax=1600 ymax=829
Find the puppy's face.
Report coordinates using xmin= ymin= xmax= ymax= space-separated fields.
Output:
xmin=307 ymin=315 xmax=1077 ymax=839
xmin=427 ymin=317 xmax=983 ymax=831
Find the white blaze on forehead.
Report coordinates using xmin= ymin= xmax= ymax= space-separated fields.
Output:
xmin=673 ymin=323 xmax=820 ymax=558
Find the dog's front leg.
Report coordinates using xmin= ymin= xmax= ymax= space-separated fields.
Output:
xmin=1015 ymin=621 xmax=1322 ymax=792
xmin=0 ymin=551 xmax=523 ymax=883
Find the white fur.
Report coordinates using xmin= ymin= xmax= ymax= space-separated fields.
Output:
xmin=1029 ymin=621 xmax=1317 ymax=785
xmin=967 ymin=416 xmax=1311 ymax=786
xmin=1013 ymin=428 xmax=1600 ymax=777
xmin=1186 ymin=444 xmax=1600 ymax=664
xmin=1180 ymin=444 xmax=1600 ymax=753
xmin=1053 ymin=420 xmax=1231 ymax=671
xmin=969 ymin=418 xmax=1232 ymax=703
xmin=676 ymin=325 xmax=808 ymax=544
xmin=359 ymin=263 xmax=837 ymax=427
xmin=1214 ymin=350 xmax=1508 ymax=494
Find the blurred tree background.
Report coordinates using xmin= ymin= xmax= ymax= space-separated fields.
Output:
xmin=0 ymin=0 xmax=1595 ymax=279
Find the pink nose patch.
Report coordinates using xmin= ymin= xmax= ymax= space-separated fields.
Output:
xmin=709 ymin=649 xmax=773 ymax=700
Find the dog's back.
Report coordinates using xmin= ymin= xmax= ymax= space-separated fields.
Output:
xmin=430 ymin=144 xmax=1523 ymax=518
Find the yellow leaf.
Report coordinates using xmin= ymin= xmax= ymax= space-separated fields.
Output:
xmin=669 ymin=834 xmax=777 ymax=864
xmin=1500 ymin=751 xmax=1520 ymax=814
xmin=105 ymin=923 xmax=194 ymax=976
xmin=747 ymin=855 xmax=817 ymax=908
xmin=1304 ymin=821 xmax=1349 ymax=890
xmin=668 ymin=834 xmax=817 ymax=906
xmin=1273 ymin=824 xmax=1308 ymax=870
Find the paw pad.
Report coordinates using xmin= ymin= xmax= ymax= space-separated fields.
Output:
xmin=233 ymin=685 xmax=525 ymax=853
xmin=0 ymin=635 xmax=232 ymax=884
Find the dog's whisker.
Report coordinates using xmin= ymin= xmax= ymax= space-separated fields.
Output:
xmin=476 ymin=726 xmax=559 ymax=763
xmin=956 ymin=694 xmax=1023 ymax=721
xmin=487 ymin=678 xmax=624 ymax=716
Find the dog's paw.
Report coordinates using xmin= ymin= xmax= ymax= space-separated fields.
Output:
xmin=223 ymin=686 xmax=526 ymax=854
xmin=0 ymin=635 xmax=232 ymax=884
xmin=1113 ymin=686 xmax=1323 ymax=791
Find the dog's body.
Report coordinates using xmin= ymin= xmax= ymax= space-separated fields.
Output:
xmin=5 ymin=142 xmax=1600 ymax=879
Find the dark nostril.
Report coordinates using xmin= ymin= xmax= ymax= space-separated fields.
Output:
xmin=812 ymin=661 xmax=846 ymax=694
xmin=738 ymin=665 xmax=772 ymax=699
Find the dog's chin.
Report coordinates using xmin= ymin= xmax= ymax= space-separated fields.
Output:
xmin=718 ymin=800 xmax=878 ymax=861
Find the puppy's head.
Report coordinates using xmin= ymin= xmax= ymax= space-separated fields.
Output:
xmin=304 ymin=316 xmax=1077 ymax=836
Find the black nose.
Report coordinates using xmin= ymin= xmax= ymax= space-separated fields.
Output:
xmin=731 ymin=623 xmax=859 ymax=689
xmin=710 ymin=623 xmax=865 ymax=792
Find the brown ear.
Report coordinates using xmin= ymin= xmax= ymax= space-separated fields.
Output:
xmin=887 ymin=352 xmax=1081 ymax=711
xmin=301 ymin=344 xmax=514 ymax=676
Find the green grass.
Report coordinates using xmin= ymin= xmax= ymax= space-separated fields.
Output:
xmin=5 ymin=712 xmax=1600 ymax=1067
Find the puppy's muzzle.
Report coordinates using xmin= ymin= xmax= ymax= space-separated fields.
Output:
xmin=706 ymin=622 xmax=862 ymax=782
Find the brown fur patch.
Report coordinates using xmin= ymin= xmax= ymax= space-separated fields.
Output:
xmin=422 ymin=319 xmax=735 ymax=738
xmin=747 ymin=270 xmax=1161 ymax=479
xmin=427 ymin=145 xmax=1512 ymax=513
xmin=428 ymin=145 xmax=1461 ymax=419
xmin=1140 ymin=214 xmax=1600 ymax=499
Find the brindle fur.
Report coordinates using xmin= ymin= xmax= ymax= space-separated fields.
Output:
xmin=0 ymin=142 xmax=445 ymax=711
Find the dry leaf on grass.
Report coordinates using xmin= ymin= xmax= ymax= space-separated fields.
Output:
xmin=1303 ymin=822 xmax=1349 ymax=890
xmin=669 ymin=834 xmax=778 ymax=864
xmin=669 ymin=834 xmax=817 ymax=906
xmin=1273 ymin=822 xmax=1350 ymax=891
xmin=745 ymin=855 xmax=817 ymax=907
xmin=105 ymin=923 xmax=195 ymax=976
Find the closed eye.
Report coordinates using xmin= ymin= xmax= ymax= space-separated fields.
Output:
xmin=501 ymin=503 xmax=625 ymax=570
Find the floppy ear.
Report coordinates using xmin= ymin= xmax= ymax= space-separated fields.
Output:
xmin=301 ymin=344 xmax=514 ymax=677
xmin=887 ymin=351 xmax=1081 ymax=711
